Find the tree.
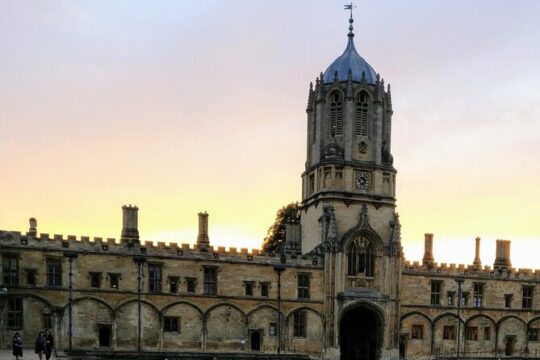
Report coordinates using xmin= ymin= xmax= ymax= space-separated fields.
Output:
xmin=261 ymin=202 xmax=301 ymax=253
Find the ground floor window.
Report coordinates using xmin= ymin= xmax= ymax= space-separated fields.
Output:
xmin=466 ymin=326 xmax=478 ymax=341
xmin=293 ymin=311 xmax=306 ymax=337
xmin=411 ymin=324 xmax=423 ymax=340
xmin=164 ymin=317 xmax=180 ymax=332
xmin=269 ymin=323 xmax=277 ymax=336
xmin=443 ymin=325 xmax=456 ymax=340
xmin=528 ymin=328 xmax=539 ymax=342
xmin=484 ymin=327 xmax=491 ymax=340
xmin=7 ymin=298 xmax=23 ymax=328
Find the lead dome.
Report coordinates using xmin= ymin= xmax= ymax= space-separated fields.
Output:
xmin=322 ymin=18 xmax=377 ymax=84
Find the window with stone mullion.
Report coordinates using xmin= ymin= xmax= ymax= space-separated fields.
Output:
xmin=203 ymin=267 xmax=217 ymax=295
xmin=148 ymin=264 xmax=162 ymax=293
xmin=293 ymin=311 xmax=306 ymax=338
xmin=473 ymin=283 xmax=484 ymax=308
xmin=2 ymin=255 xmax=18 ymax=286
xmin=7 ymin=298 xmax=23 ymax=328
xmin=522 ymin=286 xmax=534 ymax=309
xmin=46 ymin=259 xmax=62 ymax=287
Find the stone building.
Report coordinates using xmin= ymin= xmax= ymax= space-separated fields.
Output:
xmin=0 ymin=13 xmax=538 ymax=360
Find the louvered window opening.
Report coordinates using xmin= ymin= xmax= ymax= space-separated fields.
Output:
xmin=355 ymin=92 xmax=369 ymax=137
xmin=330 ymin=92 xmax=343 ymax=137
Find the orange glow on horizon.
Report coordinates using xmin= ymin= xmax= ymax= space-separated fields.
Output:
xmin=1 ymin=1 xmax=539 ymax=269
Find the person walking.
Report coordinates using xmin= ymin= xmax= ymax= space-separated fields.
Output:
xmin=45 ymin=329 xmax=55 ymax=360
xmin=34 ymin=331 xmax=46 ymax=360
xmin=12 ymin=332 xmax=23 ymax=360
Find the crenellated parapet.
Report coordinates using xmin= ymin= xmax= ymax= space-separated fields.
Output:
xmin=409 ymin=234 xmax=540 ymax=280
xmin=402 ymin=259 xmax=540 ymax=281
xmin=0 ymin=230 xmax=321 ymax=268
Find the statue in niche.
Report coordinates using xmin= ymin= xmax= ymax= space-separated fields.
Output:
xmin=382 ymin=140 xmax=394 ymax=165
xmin=323 ymin=142 xmax=343 ymax=160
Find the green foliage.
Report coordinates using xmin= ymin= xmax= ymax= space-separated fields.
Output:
xmin=261 ymin=202 xmax=301 ymax=253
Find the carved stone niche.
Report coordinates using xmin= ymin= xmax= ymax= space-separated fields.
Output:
xmin=323 ymin=143 xmax=344 ymax=160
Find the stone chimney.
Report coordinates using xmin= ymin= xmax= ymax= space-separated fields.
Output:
xmin=121 ymin=205 xmax=140 ymax=246
xmin=473 ymin=236 xmax=482 ymax=269
xmin=422 ymin=233 xmax=434 ymax=267
xmin=28 ymin=217 xmax=37 ymax=236
xmin=494 ymin=239 xmax=511 ymax=270
xmin=196 ymin=211 xmax=210 ymax=250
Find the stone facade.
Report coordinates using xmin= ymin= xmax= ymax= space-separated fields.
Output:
xmin=1 ymin=14 xmax=539 ymax=360
xmin=0 ymin=225 xmax=324 ymax=356
xmin=400 ymin=236 xmax=540 ymax=360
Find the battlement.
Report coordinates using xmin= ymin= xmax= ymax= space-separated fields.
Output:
xmin=0 ymin=230 xmax=320 ymax=268
xmin=403 ymin=259 xmax=540 ymax=280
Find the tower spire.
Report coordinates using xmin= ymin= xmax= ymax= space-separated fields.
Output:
xmin=344 ymin=3 xmax=356 ymax=37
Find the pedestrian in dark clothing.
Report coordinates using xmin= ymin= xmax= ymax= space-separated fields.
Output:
xmin=12 ymin=332 xmax=23 ymax=360
xmin=45 ymin=329 xmax=55 ymax=360
xmin=35 ymin=331 xmax=46 ymax=360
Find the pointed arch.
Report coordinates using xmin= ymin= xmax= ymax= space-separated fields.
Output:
xmin=162 ymin=300 xmax=203 ymax=317
xmin=340 ymin=224 xmax=383 ymax=253
xmin=285 ymin=306 xmax=323 ymax=323
xmin=433 ymin=312 xmax=465 ymax=325
xmin=401 ymin=311 xmax=433 ymax=326
xmin=113 ymin=298 xmax=160 ymax=316
xmin=328 ymin=90 xmax=344 ymax=137
xmin=465 ymin=313 xmax=496 ymax=327
xmin=497 ymin=314 xmax=526 ymax=328
xmin=204 ymin=302 xmax=247 ymax=321
xmin=62 ymin=295 xmax=114 ymax=314
xmin=246 ymin=303 xmax=283 ymax=319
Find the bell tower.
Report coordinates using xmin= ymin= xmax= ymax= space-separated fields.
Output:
xmin=301 ymin=10 xmax=402 ymax=360
xmin=301 ymin=13 xmax=396 ymax=254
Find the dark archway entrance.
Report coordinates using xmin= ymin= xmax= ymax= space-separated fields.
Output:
xmin=340 ymin=305 xmax=381 ymax=360
xmin=98 ymin=325 xmax=111 ymax=347
xmin=250 ymin=331 xmax=261 ymax=351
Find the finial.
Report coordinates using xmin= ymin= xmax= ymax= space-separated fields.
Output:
xmin=344 ymin=3 xmax=356 ymax=37
xmin=310 ymin=81 xmax=313 ymax=91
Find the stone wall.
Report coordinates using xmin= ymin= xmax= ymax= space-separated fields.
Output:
xmin=400 ymin=262 xmax=540 ymax=360
xmin=0 ymin=230 xmax=324 ymax=357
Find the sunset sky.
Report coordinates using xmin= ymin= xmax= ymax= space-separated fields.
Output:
xmin=1 ymin=1 xmax=539 ymax=269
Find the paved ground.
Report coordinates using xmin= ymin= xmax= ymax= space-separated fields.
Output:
xmin=0 ymin=348 xmax=72 ymax=360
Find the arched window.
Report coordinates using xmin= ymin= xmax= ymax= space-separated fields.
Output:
xmin=355 ymin=91 xmax=369 ymax=137
xmin=350 ymin=237 xmax=376 ymax=278
xmin=347 ymin=243 xmax=357 ymax=276
xmin=329 ymin=92 xmax=343 ymax=137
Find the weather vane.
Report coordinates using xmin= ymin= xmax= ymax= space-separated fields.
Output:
xmin=344 ymin=2 xmax=356 ymax=20
xmin=344 ymin=2 xmax=356 ymax=35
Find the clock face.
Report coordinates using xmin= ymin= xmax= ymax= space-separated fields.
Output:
xmin=356 ymin=172 xmax=370 ymax=191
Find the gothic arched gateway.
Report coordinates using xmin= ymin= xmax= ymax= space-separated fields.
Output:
xmin=339 ymin=305 xmax=383 ymax=360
